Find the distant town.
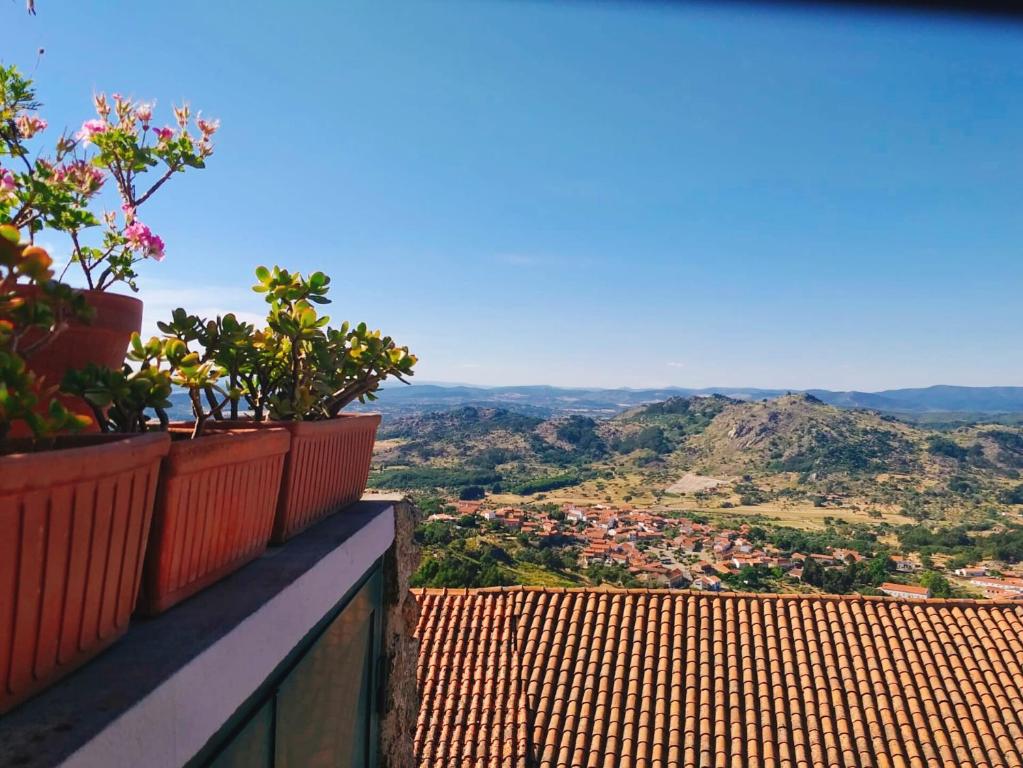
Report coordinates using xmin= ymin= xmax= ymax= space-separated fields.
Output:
xmin=421 ymin=498 xmax=1023 ymax=601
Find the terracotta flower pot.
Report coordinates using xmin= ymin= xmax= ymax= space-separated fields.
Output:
xmin=13 ymin=287 xmax=144 ymax=435
xmin=206 ymin=414 xmax=381 ymax=544
xmin=137 ymin=427 xmax=290 ymax=616
xmin=0 ymin=432 xmax=170 ymax=714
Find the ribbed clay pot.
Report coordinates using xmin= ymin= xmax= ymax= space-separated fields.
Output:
xmin=13 ymin=287 xmax=144 ymax=435
xmin=0 ymin=432 xmax=170 ymax=714
xmin=137 ymin=427 xmax=290 ymax=616
xmin=205 ymin=414 xmax=381 ymax=544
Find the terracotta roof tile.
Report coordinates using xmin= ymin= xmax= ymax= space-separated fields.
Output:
xmin=414 ymin=588 xmax=1023 ymax=768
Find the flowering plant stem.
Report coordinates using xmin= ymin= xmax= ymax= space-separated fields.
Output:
xmin=1 ymin=64 xmax=218 ymax=292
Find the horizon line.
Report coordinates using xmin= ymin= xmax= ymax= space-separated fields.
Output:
xmin=394 ymin=381 xmax=1023 ymax=394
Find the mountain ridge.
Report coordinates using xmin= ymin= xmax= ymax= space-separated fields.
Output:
xmin=372 ymin=394 xmax=1023 ymax=521
xmin=361 ymin=382 xmax=1023 ymax=418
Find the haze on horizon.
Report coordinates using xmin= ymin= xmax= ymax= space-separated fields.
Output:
xmin=401 ymin=380 xmax=1023 ymax=396
xmin=7 ymin=2 xmax=1022 ymax=391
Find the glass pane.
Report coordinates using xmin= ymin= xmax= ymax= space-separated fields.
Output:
xmin=208 ymin=699 xmax=273 ymax=768
xmin=274 ymin=598 xmax=374 ymax=768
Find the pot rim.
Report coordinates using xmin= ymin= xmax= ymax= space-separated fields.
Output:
xmin=205 ymin=412 xmax=382 ymax=436
xmin=163 ymin=426 xmax=291 ymax=474
xmin=11 ymin=283 xmax=144 ymax=307
xmin=0 ymin=431 xmax=170 ymax=493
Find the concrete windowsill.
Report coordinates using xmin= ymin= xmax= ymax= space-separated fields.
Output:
xmin=0 ymin=499 xmax=397 ymax=768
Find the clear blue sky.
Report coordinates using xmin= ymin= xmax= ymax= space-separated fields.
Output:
xmin=5 ymin=1 xmax=1022 ymax=390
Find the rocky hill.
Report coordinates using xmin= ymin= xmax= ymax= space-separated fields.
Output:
xmin=681 ymin=394 xmax=920 ymax=477
xmin=371 ymin=395 xmax=1023 ymax=519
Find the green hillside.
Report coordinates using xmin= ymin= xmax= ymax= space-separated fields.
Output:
xmin=371 ymin=395 xmax=1023 ymax=521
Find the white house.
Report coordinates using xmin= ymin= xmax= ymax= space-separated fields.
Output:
xmin=879 ymin=582 xmax=931 ymax=599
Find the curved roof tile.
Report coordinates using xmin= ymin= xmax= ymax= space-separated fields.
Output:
xmin=414 ymin=588 xmax=1023 ymax=768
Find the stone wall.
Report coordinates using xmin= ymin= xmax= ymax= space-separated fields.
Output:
xmin=378 ymin=498 xmax=421 ymax=768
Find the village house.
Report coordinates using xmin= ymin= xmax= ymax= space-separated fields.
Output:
xmin=808 ymin=553 xmax=837 ymax=566
xmin=493 ymin=508 xmax=524 ymax=530
xmin=667 ymin=568 xmax=691 ymax=589
xmin=733 ymin=537 xmax=753 ymax=554
xmin=425 ymin=512 xmax=458 ymax=523
xmin=732 ymin=554 xmax=767 ymax=569
xmin=831 ymin=548 xmax=864 ymax=563
xmin=712 ymin=538 xmax=733 ymax=555
xmin=954 ymin=566 xmax=987 ymax=578
xmin=674 ymin=535 xmax=699 ymax=554
xmin=691 ymin=574 xmax=722 ymax=591
xmin=455 ymin=500 xmax=483 ymax=516
xmin=565 ymin=506 xmax=589 ymax=523
xmin=879 ymin=582 xmax=931 ymax=599
xmin=890 ymin=553 xmax=921 ymax=573
xmin=969 ymin=576 xmax=1023 ymax=596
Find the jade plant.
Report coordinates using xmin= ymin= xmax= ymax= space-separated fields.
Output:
xmin=156 ymin=309 xmax=249 ymax=435
xmin=1 ymin=64 xmax=217 ymax=291
xmin=236 ymin=265 xmax=418 ymax=421
xmin=63 ymin=323 xmax=236 ymax=440
xmin=59 ymin=265 xmax=418 ymax=433
xmin=0 ymin=224 xmax=89 ymax=440
xmin=61 ymin=358 xmax=173 ymax=435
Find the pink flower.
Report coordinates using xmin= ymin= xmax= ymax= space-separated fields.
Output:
xmin=153 ymin=126 xmax=174 ymax=143
xmin=123 ymin=220 xmax=166 ymax=262
xmin=196 ymin=117 xmax=220 ymax=137
xmin=136 ymin=102 xmax=153 ymax=127
xmin=15 ymin=114 xmax=47 ymax=139
xmin=55 ymin=160 xmax=105 ymax=194
xmin=173 ymin=103 xmax=190 ymax=129
xmin=93 ymin=93 xmax=110 ymax=119
xmin=76 ymin=119 xmax=108 ymax=144
xmin=148 ymin=233 xmax=166 ymax=262
xmin=121 ymin=203 xmax=136 ymax=222
xmin=0 ymin=167 xmax=15 ymax=200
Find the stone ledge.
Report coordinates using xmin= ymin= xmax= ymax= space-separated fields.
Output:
xmin=0 ymin=500 xmax=396 ymax=768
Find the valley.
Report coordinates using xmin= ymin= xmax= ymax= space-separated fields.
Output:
xmin=370 ymin=393 xmax=1023 ymax=597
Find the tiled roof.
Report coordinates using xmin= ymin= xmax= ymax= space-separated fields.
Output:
xmin=414 ymin=586 xmax=1023 ymax=768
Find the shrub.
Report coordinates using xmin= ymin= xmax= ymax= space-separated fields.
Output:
xmin=1000 ymin=484 xmax=1023 ymax=505
xmin=927 ymin=436 xmax=968 ymax=461
xmin=369 ymin=467 xmax=502 ymax=491
xmin=511 ymin=472 xmax=581 ymax=495
xmin=459 ymin=485 xmax=486 ymax=501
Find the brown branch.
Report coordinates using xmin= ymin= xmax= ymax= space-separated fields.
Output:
xmin=188 ymin=388 xmax=206 ymax=439
xmin=69 ymin=230 xmax=94 ymax=289
xmin=133 ymin=162 xmax=180 ymax=208
xmin=204 ymin=385 xmax=225 ymax=420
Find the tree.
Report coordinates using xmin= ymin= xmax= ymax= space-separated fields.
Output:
xmin=865 ymin=554 xmax=892 ymax=585
xmin=410 ymin=552 xmax=512 ymax=588
xmin=459 ymin=485 xmax=485 ymax=501
xmin=920 ymin=571 xmax=951 ymax=598
xmin=800 ymin=556 xmax=823 ymax=587
xmin=999 ymin=484 xmax=1023 ymax=505
xmin=723 ymin=565 xmax=773 ymax=591
xmin=415 ymin=521 xmax=454 ymax=547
